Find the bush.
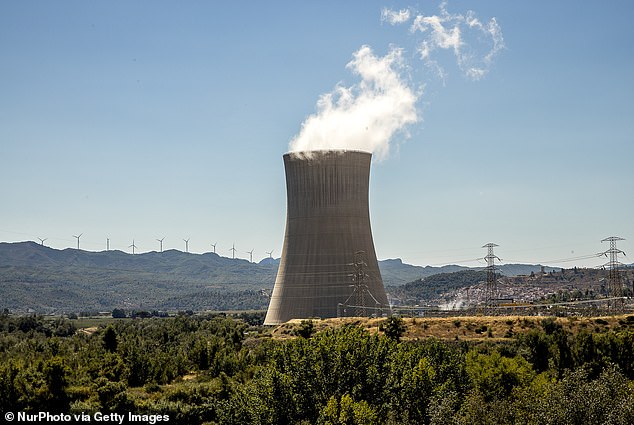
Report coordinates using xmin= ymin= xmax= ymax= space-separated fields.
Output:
xmin=111 ymin=309 xmax=126 ymax=319
xmin=379 ymin=316 xmax=405 ymax=342
xmin=296 ymin=320 xmax=315 ymax=339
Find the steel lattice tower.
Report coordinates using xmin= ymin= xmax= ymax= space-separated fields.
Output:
xmin=599 ymin=236 xmax=626 ymax=312
xmin=482 ymin=243 xmax=500 ymax=313
xmin=350 ymin=251 xmax=368 ymax=317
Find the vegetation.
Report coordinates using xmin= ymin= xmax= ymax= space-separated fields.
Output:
xmin=1 ymin=311 xmax=634 ymax=424
xmin=0 ymin=242 xmax=277 ymax=313
xmin=388 ymin=270 xmax=488 ymax=303
xmin=379 ymin=316 xmax=406 ymax=342
xmin=1 ymin=242 xmax=578 ymax=314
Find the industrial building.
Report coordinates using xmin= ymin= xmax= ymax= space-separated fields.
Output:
xmin=264 ymin=150 xmax=390 ymax=325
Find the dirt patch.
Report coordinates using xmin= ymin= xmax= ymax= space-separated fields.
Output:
xmin=78 ymin=326 xmax=98 ymax=336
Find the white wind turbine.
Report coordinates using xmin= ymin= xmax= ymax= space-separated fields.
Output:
xmin=73 ymin=233 xmax=83 ymax=250
xmin=157 ymin=237 xmax=165 ymax=253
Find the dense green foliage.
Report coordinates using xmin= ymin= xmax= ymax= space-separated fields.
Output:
xmin=1 ymin=312 xmax=633 ymax=424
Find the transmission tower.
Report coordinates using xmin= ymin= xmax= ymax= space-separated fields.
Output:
xmin=351 ymin=251 xmax=368 ymax=317
xmin=339 ymin=250 xmax=384 ymax=318
xmin=599 ymin=236 xmax=626 ymax=312
xmin=482 ymin=243 xmax=501 ymax=313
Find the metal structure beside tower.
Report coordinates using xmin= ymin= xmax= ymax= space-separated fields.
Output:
xmin=599 ymin=236 xmax=627 ymax=312
xmin=482 ymin=243 xmax=500 ymax=313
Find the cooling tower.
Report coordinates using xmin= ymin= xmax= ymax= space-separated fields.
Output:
xmin=264 ymin=150 xmax=390 ymax=325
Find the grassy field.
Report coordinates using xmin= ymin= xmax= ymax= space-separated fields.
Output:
xmin=51 ymin=312 xmax=634 ymax=342
xmin=271 ymin=314 xmax=634 ymax=341
xmin=70 ymin=316 xmax=122 ymax=329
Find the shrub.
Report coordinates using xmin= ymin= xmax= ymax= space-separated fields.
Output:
xmin=379 ymin=316 xmax=406 ymax=342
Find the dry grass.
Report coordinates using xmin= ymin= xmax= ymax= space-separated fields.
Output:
xmin=78 ymin=326 xmax=99 ymax=336
xmin=271 ymin=314 xmax=633 ymax=341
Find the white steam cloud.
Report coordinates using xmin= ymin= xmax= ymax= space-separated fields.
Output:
xmin=381 ymin=8 xmax=411 ymax=25
xmin=289 ymin=46 xmax=418 ymax=160
xmin=289 ymin=2 xmax=503 ymax=158
xmin=386 ymin=2 xmax=505 ymax=82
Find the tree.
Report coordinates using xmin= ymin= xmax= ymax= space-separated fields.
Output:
xmin=102 ymin=325 xmax=118 ymax=353
xmin=42 ymin=357 xmax=70 ymax=412
xmin=297 ymin=319 xmax=315 ymax=338
xmin=465 ymin=350 xmax=535 ymax=402
xmin=379 ymin=316 xmax=405 ymax=342
xmin=95 ymin=377 xmax=133 ymax=413
xmin=318 ymin=394 xmax=378 ymax=425
xmin=111 ymin=308 xmax=126 ymax=319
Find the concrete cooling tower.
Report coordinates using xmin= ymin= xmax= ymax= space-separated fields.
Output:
xmin=264 ymin=150 xmax=390 ymax=325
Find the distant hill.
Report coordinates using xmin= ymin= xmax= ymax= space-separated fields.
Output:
xmin=0 ymin=242 xmax=277 ymax=282
xmin=378 ymin=258 xmax=558 ymax=284
xmin=0 ymin=242 xmax=277 ymax=314
xmin=378 ymin=259 xmax=468 ymax=285
xmin=387 ymin=269 xmax=488 ymax=303
xmin=0 ymin=242 xmax=562 ymax=314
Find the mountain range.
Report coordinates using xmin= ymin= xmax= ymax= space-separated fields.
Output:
xmin=0 ymin=241 xmax=560 ymax=314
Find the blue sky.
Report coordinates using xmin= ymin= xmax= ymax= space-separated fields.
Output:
xmin=1 ymin=1 xmax=632 ymax=268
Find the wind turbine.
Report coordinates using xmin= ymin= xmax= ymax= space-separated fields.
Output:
xmin=211 ymin=242 xmax=217 ymax=254
xmin=230 ymin=243 xmax=237 ymax=259
xmin=266 ymin=250 xmax=274 ymax=259
xmin=183 ymin=238 xmax=190 ymax=253
xmin=37 ymin=237 xmax=47 ymax=246
xmin=73 ymin=233 xmax=83 ymax=250
xmin=106 ymin=238 xmax=110 ymax=251
xmin=157 ymin=237 xmax=165 ymax=253
xmin=129 ymin=240 xmax=138 ymax=255
xmin=246 ymin=249 xmax=254 ymax=263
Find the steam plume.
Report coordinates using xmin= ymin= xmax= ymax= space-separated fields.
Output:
xmin=385 ymin=2 xmax=504 ymax=81
xmin=381 ymin=8 xmax=411 ymax=25
xmin=289 ymin=2 xmax=503 ymax=158
xmin=289 ymin=46 xmax=418 ymax=160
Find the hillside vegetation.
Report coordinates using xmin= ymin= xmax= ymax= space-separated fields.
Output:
xmin=0 ymin=242 xmax=563 ymax=314
xmin=387 ymin=270 xmax=488 ymax=304
xmin=1 ymin=312 xmax=633 ymax=424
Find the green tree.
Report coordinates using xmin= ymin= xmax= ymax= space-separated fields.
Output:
xmin=297 ymin=319 xmax=316 ymax=338
xmin=465 ymin=350 xmax=535 ymax=401
xmin=111 ymin=308 xmax=126 ymax=319
xmin=102 ymin=325 xmax=118 ymax=353
xmin=318 ymin=394 xmax=378 ymax=425
xmin=518 ymin=329 xmax=550 ymax=372
xmin=0 ymin=361 xmax=21 ymax=412
xmin=42 ymin=357 xmax=71 ymax=412
xmin=95 ymin=377 xmax=133 ymax=412
xmin=379 ymin=316 xmax=405 ymax=342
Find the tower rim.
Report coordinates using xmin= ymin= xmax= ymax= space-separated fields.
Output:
xmin=284 ymin=149 xmax=372 ymax=158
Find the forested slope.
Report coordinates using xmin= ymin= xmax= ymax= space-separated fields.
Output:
xmin=1 ymin=313 xmax=633 ymax=424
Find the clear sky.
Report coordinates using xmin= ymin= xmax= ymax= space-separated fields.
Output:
xmin=1 ymin=1 xmax=632 ymax=268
